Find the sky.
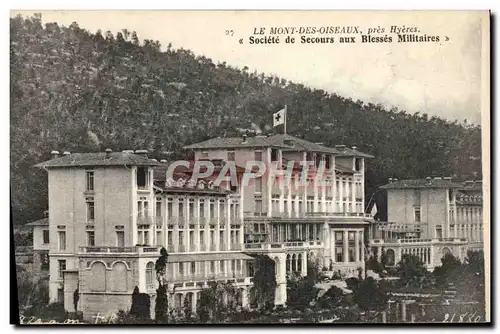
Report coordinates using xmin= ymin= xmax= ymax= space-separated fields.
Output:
xmin=11 ymin=10 xmax=488 ymax=124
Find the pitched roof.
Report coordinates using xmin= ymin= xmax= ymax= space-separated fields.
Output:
xmin=26 ymin=218 xmax=49 ymax=226
xmin=34 ymin=152 xmax=159 ymax=168
xmin=381 ymin=178 xmax=464 ymax=189
xmin=183 ymin=136 xmax=291 ymax=150
xmin=184 ymin=134 xmax=373 ymax=158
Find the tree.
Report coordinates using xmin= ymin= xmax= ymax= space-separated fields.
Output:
xmin=154 ymin=247 xmax=169 ymax=323
xmin=433 ymin=253 xmax=463 ymax=287
xmin=286 ymin=275 xmax=320 ymax=310
xmin=251 ymin=255 xmax=276 ymax=310
xmin=196 ymin=281 xmax=238 ymax=323
xmin=351 ymin=277 xmax=388 ymax=311
xmin=396 ymin=254 xmax=432 ymax=288
xmin=316 ymin=285 xmax=344 ymax=309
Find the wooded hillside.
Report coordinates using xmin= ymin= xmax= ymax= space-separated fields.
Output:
xmin=10 ymin=14 xmax=482 ymax=225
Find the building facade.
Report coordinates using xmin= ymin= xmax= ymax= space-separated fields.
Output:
xmin=184 ymin=133 xmax=374 ymax=303
xmin=368 ymin=177 xmax=483 ymax=270
xmin=35 ymin=150 xmax=253 ymax=320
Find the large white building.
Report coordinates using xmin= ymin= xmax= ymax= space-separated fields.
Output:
xmin=33 ymin=133 xmax=375 ymax=320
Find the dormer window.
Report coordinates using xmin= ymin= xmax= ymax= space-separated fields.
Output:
xmin=137 ymin=167 xmax=149 ymax=190
xmin=198 ymin=180 xmax=206 ymax=189
xmin=187 ymin=179 xmax=196 ymax=188
xmin=208 ymin=181 xmax=214 ymax=189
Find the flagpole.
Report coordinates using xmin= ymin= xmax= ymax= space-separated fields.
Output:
xmin=284 ymin=105 xmax=287 ymax=134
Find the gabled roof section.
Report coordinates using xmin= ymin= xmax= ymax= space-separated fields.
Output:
xmin=34 ymin=152 xmax=159 ymax=169
xmin=184 ymin=133 xmax=374 ymax=158
xmin=381 ymin=178 xmax=464 ymax=189
xmin=183 ymin=136 xmax=291 ymax=150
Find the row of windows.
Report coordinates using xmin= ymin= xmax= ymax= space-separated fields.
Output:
xmin=334 ymin=231 xmax=364 ymax=263
xmin=85 ymin=167 xmax=152 ymax=192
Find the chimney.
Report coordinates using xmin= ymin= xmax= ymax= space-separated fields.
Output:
xmin=50 ymin=150 xmax=60 ymax=159
xmin=135 ymin=150 xmax=149 ymax=158
xmin=62 ymin=151 xmax=71 ymax=156
xmin=352 ymin=146 xmax=357 ymax=151
xmin=105 ymin=148 xmax=112 ymax=159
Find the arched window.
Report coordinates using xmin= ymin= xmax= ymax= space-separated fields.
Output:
xmin=286 ymin=254 xmax=291 ymax=272
xmin=89 ymin=262 xmax=106 ymax=292
xmin=297 ymin=254 xmax=302 ymax=273
xmin=146 ymin=262 xmax=155 ymax=289
xmin=291 ymin=254 xmax=297 ymax=272
xmin=110 ymin=262 xmax=128 ymax=292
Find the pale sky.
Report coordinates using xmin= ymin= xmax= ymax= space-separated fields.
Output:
xmin=11 ymin=10 xmax=488 ymax=124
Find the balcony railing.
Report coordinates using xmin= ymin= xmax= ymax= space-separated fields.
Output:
xmin=244 ymin=240 xmax=323 ymax=250
xmin=369 ymin=237 xmax=468 ymax=245
xmin=79 ymin=246 xmax=161 ymax=254
xmin=256 ymin=211 xmax=372 ymax=219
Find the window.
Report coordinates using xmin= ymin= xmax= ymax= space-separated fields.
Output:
xmin=190 ymin=262 xmax=196 ymax=275
xmin=414 ymin=207 xmax=421 ymax=222
xmin=336 ymin=247 xmax=343 ymax=263
xmin=86 ymin=198 xmax=95 ymax=222
xmin=86 ymin=231 xmax=95 ymax=246
xmin=156 ymin=231 xmax=162 ymax=246
xmin=178 ymin=263 xmax=184 ymax=276
xmin=227 ymin=151 xmax=235 ymax=161
xmin=209 ymin=201 xmax=215 ymax=218
xmin=210 ymin=261 xmax=215 ymax=274
xmin=326 ymin=156 xmax=331 ymax=169
xmin=254 ymin=151 xmax=262 ymax=161
xmin=335 ymin=231 xmax=343 ymax=262
xmin=156 ymin=200 xmax=162 ymax=217
xmin=189 ymin=200 xmax=195 ymax=217
xmin=255 ymin=199 xmax=262 ymax=213
xmin=116 ymin=231 xmax=125 ymax=247
xmin=146 ymin=262 xmax=155 ymax=288
xmin=136 ymin=167 xmax=149 ymax=189
xmin=86 ymin=171 xmax=94 ymax=191
xmin=355 ymin=158 xmax=361 ymax=172
xmin=436 ymin=226 xmax=443 ymax=239
xmin=58 ymin=231 xmax=66 ymax=251
xmin=413 ymin=190 xmax=421 ymax=206
xmin=220 ymin=260 xmax=225 ymax=274
xmin=178 ymin=201 xmax=184 ymax=217
xmin=166 ymin=199 xmax=173 ymax=218
xmin=200 ymin=201 xmax=205 ymax=218
xmin=201 ymin=152 xmax=209 ymax=158
xmin=42 ymin=230 xmax=49 ymax=244
xmin=271 ymin=149 xmax=278 ymax=162
xmin=255 ymin=177 xmax=262 ymax=193
xmin=348 ymin=232 xmax=356 ymax=262
xmin=58 ymin=260 xmax=66 ymax=279
xmin=40 ymin=253 xmax=49 ymax=270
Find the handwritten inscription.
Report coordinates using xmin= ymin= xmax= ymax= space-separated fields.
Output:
xmin=443 ymin=312 xmax=482 ymax=323
xmin=19 ymin=315 xmax=81 ymax=324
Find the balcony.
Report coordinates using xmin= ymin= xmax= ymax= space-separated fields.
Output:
xmin=79 ymin=246 xmax=161 ymax=254
xmin=263 ymin=211 xmax=372 ymax=219
xmin=244 ymin=240 xmax=324 ymax=251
